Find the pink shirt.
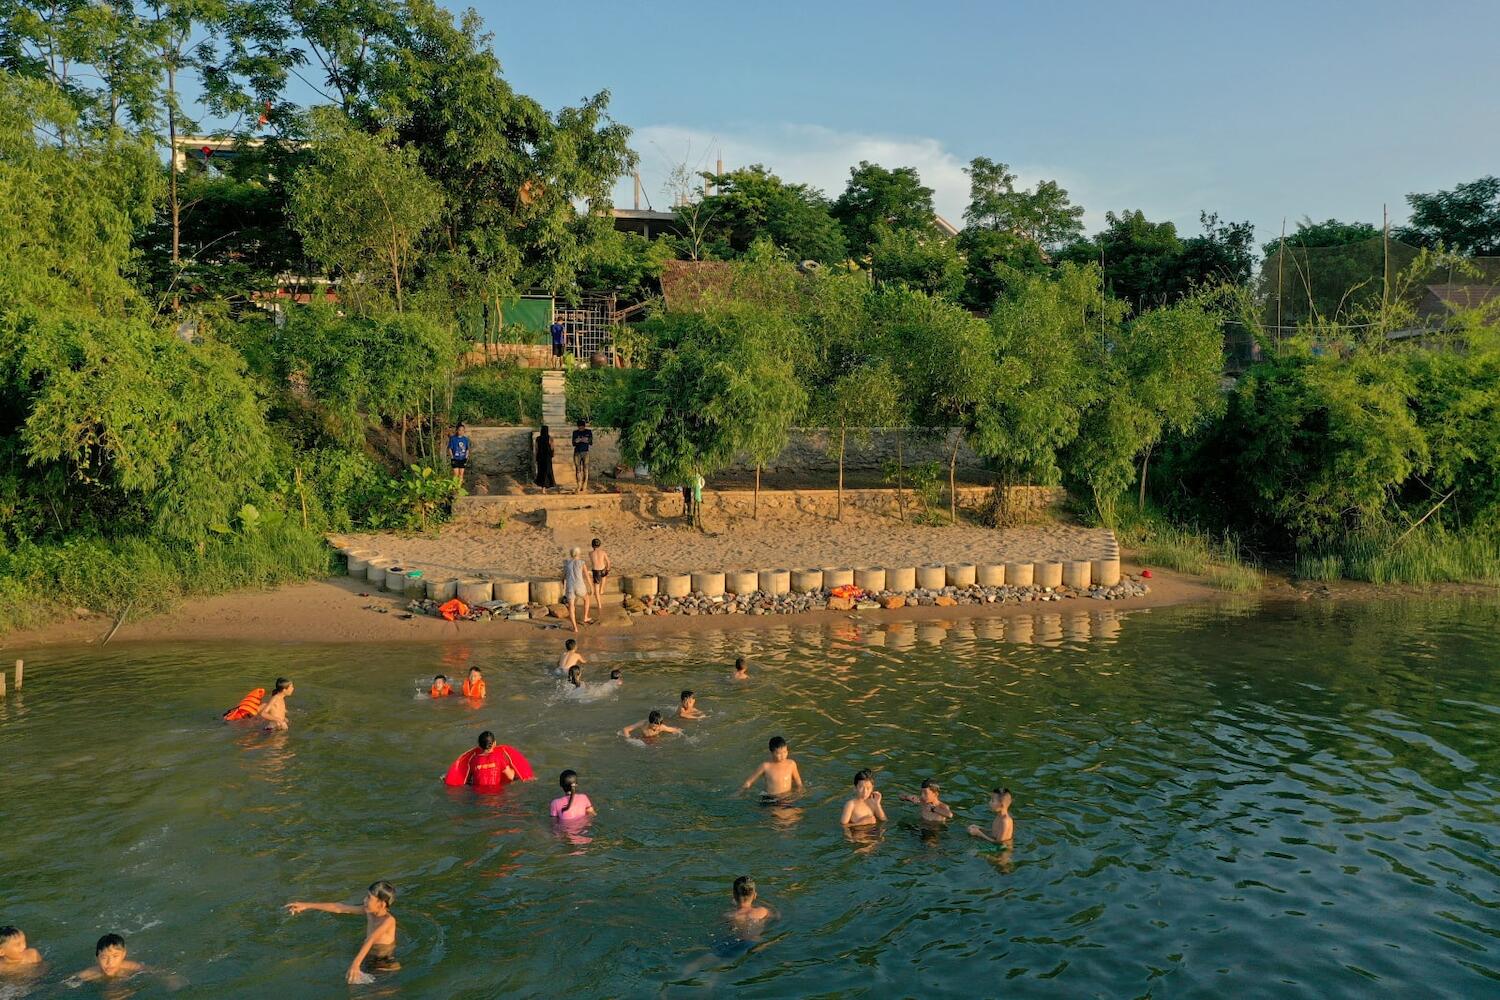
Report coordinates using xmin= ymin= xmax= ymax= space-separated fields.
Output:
xmin=550 ymin=792 xmax=594 ymax=821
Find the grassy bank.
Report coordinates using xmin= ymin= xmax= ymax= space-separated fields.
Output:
xmin=1295 ymin=526 xmax=1500 ymax=586
xmin=1112 ymin=509 xmax=1264 ymax=592
xmin=0 ymin=525 xmax=335 ymax=637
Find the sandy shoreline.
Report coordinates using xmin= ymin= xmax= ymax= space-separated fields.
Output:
xmin=3 ymin=558 xmax=1216 ymax=651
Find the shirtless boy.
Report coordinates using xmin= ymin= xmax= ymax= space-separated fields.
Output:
xmin=256 ymin=677 xmax=293 ymax=731
xmin=968 ymin=788 xmax=1015 ymax=845
xmin=0 ymin=926 xmax=42 ymax=970
xmin=70 ymin=934 xmax=144 ymax=983
xmin=840 ymin=769 xmax=888 ymax=827
xmin=725 ymin=876 xmax=774 ymax=935
xmin=678 ymin=690 xmax=705 ymax=720
xmin=285 ymin=880 xmax=399 ymax=985
xmin=622 ymin=710 xmax=681 ymax=740
xmin=739 ymin=736 xmax=803 ymax=798
xmin=558 ymin=638 xmax=584 ymax=676
xmin=901 ymin=779 xmax=954 ymax=823
xmin=588 ymin=538 xmax=612 ymax=603
xmin=730 ymin=657 xmax=749 ymax=682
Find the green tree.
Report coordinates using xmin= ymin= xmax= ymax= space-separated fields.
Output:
xmin=1060 ymin=209 xmax=1183 ymax=311
xmin=691 ymin=165 xmax=848 ymax=264
xmin=869 ymin=225 xmax=964 ymax=299
xmin=831 ymin=161 xmax=938 ymax=258
xmin=819 ymin=360 xmax=903 ymax=520
xmin=1398 ymin=175 xmax=1500 ymax=255
xmin=287 ymin=113 xmax=443 ymax=312
xmin=963 ymin=156 xmax=1084 ymax=249
xmin=955 ymin=227 xmax=1050 ymax=311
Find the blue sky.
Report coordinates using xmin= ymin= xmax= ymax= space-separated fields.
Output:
xmin=452 ymin=0 xmax=1499 ymax=245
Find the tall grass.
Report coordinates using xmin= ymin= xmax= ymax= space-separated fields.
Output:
xmin=0 ymin=524 xmax=335 ymax=636
xmin=1297 ymin=526 xmax=1500 ymax=585
xmin=1112 ymin=508 xmax=1264 ymax=592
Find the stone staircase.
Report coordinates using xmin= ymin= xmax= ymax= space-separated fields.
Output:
xmin=540 ymin=370 xmax=575 ymax=488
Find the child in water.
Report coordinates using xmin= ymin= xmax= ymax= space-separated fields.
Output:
xmin=725 ymin=876 xmax=774 ymax=935
xmin=622 ymin=710 xmax=681 ymax=740
xmin=730 ymin=657 xmax=749 ymax=682
xmin=285 ymin=880 xmax=399 ymax=985
xmin=558 ymin=638 xmax=584 ymax=676
xmin=968 ymin=788 xmax=1015 ymax=845
xmin=678 ymin=689 xmax=705 ymax=719
xmin=550 ymin=769 xmax=597 ymax=824
xmin=69 ymin=933 xmax=145 ymax=983
xmin=430 ymin=674 xmax=452 ymax=698
xmin=256 ymin=677 xmax=294 ymax=731
xmin=0 ymin=925 xmax=42 ymax=970
xmin=739 ymin=736 xmax=803 ymax=798
xmin=567 ymin=665 xmax=582 ymax=688
xmin=609 ymin=668 xmax=623 ymax=686
xmin=901 ymin=779 xmax=954 ymax=823
xmin=840 ymin=769 xmax=887 ymax=827
xmin=462 ymin=667 xmax=486 ymax=699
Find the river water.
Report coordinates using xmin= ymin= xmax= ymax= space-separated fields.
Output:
xmin=1 ymin=599 xmax=1496 ymax=998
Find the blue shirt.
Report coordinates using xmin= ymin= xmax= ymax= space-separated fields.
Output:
xmin=448 ymin=435 xmax=470 ymax=460
xmin=550 ymin=322 xmax=565 ymax=346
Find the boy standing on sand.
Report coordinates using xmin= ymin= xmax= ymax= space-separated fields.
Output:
xmin=285 ymin=880 xmax=399 ymax=985
xmin=968 ymin=788 xmax=1015 ymax=845
xmin=588 ymin=537 xmax=612 ymax=604
xmin=901 ymin=779 xmax=954 ymax=823
xmin=256 ymin=677 xmax=294 ymax=730
xmin=739 ymin=736 xmax=803 ymax=798
xmin=0 ymin=926 xmax=42 ymax=970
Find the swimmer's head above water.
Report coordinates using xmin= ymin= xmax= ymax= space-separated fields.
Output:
xmin=565 ymin=638 xmax=577 ymax=651
xmin=272 ymin=677 xmax=293 ymax=696
xmin=610 ymin=669 xmax=622 ymax=682
xmin=768 ymin=736 xmax=788 ymax=760
xmin=732 ymin=876 xmax=756 ymax=904
xmin=365 ymin=881 xmax=395 ymax=915
xmin=648 ymin=710 xmax=663 ymax=726
xmin=567 ymin=665 xmax=581 ymax=687
xmin=477 ymin=731 xmax=496 ymax=751
xmin=853 ymin=768 xmax=875 ymax=797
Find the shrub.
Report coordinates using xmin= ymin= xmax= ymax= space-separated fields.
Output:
xmin=452 ymin=365 xmax=541 ymax=424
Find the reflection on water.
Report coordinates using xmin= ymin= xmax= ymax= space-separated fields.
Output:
xmin=1 ymin=598 xmax=1498 ymax=997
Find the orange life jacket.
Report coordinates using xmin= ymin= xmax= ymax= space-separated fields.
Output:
xmin=430 ymin=681 xmax=452 ymax=698
xmin=223 ymin=688 xmax=265 ymax=721
xmin=462 ymin=677 xmax=486 ymax=699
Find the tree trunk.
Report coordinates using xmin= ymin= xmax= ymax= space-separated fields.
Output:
xmin=895 ymin=429 xmax=906 ymax=523
xmin=754 ymin=464 xmax=761 ymax=519
xmin=948 ymin=434 xmax=960 ymax=524
xmin=1138 ymin=440 xmax=1154 ymax=510
xmin=837 ymin=426 xmax=846 ymax=521
xmin=166 ymin=60 xmax=180 ymax=311
xmin=400 ymin=414 xmax=407 ymax=460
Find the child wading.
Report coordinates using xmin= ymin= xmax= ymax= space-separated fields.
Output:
xmin=740 ymin=736 xmax=803 ymax=801
xmin=285 ymin=880 xmax=399 ymax=985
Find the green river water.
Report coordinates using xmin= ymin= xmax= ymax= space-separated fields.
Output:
xmin=0 ymin=598 xmax=1497 ymax=998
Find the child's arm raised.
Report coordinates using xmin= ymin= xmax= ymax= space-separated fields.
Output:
xmin=869 ymin=790 xmax=888 ymax=823
xmin=285 ymin=901 xmax=362 ymax=915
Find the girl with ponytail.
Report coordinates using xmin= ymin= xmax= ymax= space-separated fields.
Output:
xmin=549 ymin=769 xmax=597 ymax=824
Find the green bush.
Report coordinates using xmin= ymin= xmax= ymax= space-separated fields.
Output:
xmin=452 ymin=365 xmax=541 ymax=424
xmin=1114 ymin=506 xmax=1263 ymax=592
xmin=565 ymin=368 xmax=644 ymax=426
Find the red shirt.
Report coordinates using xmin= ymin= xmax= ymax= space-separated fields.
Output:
xmin=470 ymin=749 xmax=510 ymax=791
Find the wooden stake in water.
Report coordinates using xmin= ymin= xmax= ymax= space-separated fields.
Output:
xmin=13 ymin=659 xmax=20 ymax=689
xmin=0 ymin=669 xmax=6 ymax=697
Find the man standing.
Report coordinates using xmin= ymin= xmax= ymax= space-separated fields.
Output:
xmin=549 ymin=319 xmax=566 ymax=368
xmin=571 ymin=418 xmax=593 ymax=492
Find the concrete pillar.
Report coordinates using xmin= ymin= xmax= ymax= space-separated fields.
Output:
xmin=726 ymin=570 xmax=759 ymax=595
xmin=346 ymin=551 xmax=374 ymax=575
xmin=1005 ymin=562 xmax=1034 ymax=587
xmin=1036 ymin=561 xmax=1064 ymax=588
xmin=426 ymin=577 xmax=459 ymax=602
xmin=530 ymin=579 xmax=563 ymax=605
xmin=457 ymin=578 xmax=493 ymax=604
xmin=365 ymin=560 xmax=392 ymax=588
xmin=977 ymin=563 xmax=1006 ymax=587
xmin=885 ymin=566 xmax=917 ymax=591
xmin=384 ymin=566 xmax=410 ymax=593
xmin=494 ymin=579 xmax=531 ymax=604
xmin=790 ymin=569 xmax=823 ymax=593
xmin=1091 ymin=558 xmax=1122 ymax=587
xmin=1063 ymin=560 xmax=1092 ymax=589
xmin=758 ymin=569 xmax=790 ymax=595
xmin=660 ymin=573 xmax=692 ymax=598
xmin=854 ymin=567 xmax=886 ymax=592
xmin=821 ymin=567 xmax=854 ymax=589
xmin=916 ymin=564 xmax=946 ymax=590
xmin=625 ymin=574 xmax=660 ymax=597
xmin=403 ymin=572 xmax=427 ymax=599
xmin=946 ymin=563 xmax=977 ymax=588
xmin=691 ymin=570 xmax=726 ymax=597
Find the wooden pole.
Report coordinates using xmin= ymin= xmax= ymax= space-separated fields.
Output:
xmin=1276 ymin=218 xmax=1286 ymax=348
xmin=13 ymin=659 xmax=21 ymax=689
xmin=1382 ymin=203 xmax=1391 ymax=319
xmin=1 ymin=670 xmax=6 ymax=697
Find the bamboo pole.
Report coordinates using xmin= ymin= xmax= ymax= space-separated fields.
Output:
xmin=15 ymin=658 xmax=22 ymax=689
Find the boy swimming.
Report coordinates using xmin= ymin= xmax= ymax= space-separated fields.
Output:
xmin=609 ymin=668 xmax=623 ymax=686
xmin=285 ymin=880 xmax=398 ymax=985
xmin=429 ymin=674 xmax=452 ymax=698
xmin=678 ymin=689 xmax=705 ymax=720
xmin=0 ymin=926 xmax=42 ymax=970
xmin=968 ymin=788 xmax=1015 ymax=845
xmin=622 ymin=710 xmax=681 ymax=740
xmin=566 ymin=665 xmax=582 ymax=688
xmin=558 ymin=638 xmax=584 ymax=675
xmin=730 ymin=657 xmax=749 ymax=682
xmin=739 ymin=736 xmax=803 ymax=798
xmin=725 ymin=876 xmax=774 ymax=935
xmin=70 ymin=933 xmax=145 ymax=982
xmin=256 ymin=677 xmax=293 ymax=731
xmin=462 ymin=667 xmax=486 ymax=699
xmin=840 ymin=769 xmax=888 ymax=827
xmin=901 ymin=778 xmax=954 ymax=823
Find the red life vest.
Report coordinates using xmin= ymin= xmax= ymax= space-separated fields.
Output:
xmin=430 ymin=682 xmax=451 ymax=698
xmin=442 ymin=745 xmax=536 ymax=791
xmin=462 ymin=678 xmax=486 ymax=699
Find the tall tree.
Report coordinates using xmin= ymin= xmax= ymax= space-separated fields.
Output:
xmin=963 ymin=156 xmax=1084 ymax=249
xmin=1398 ymin=175 xmax=1500 ymax=255
xmin=831 ymin=161 xmax=937 ymax=258
xmin=869 ymin=225 xmax=964 ymax=300
xmin=1060 ymin=209 xmax=1183 ymax=311
xmin=691 ymin=165 xmax=848 ymax=264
